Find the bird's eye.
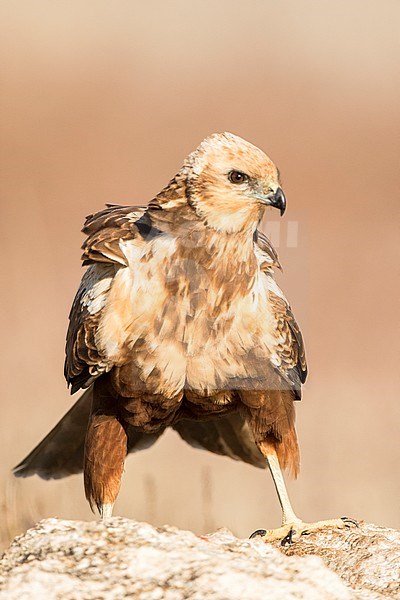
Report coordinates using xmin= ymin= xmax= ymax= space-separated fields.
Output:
xmin=228 ymin=170 xmax=248 ymax=184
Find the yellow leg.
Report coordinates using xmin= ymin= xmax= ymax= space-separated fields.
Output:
xmin=250 ymin=449 xmax=357 ymax=545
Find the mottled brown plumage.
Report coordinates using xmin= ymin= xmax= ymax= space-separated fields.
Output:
xmin=15 ymin=133 xmax=317 ymax=535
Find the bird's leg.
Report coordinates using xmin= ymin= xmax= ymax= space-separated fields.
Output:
xmin=266 ymin=449 xmax=300 ymax=525
xmin=84 ymin=411 xmax=127 ymax=519
xmin=250 ymin=446 xmax=357 ymax=545
xmin=84 ymin=380 xmax=128 ymax=519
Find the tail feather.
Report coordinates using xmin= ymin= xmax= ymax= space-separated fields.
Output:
xmin=13 ymin=388 xmax=93 ymax=480
xmin=13 ymin=386 xmax=164 ymax=481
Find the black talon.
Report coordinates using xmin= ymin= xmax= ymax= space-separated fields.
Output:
xmin=249 ymin=529 xmax=267 ymax=539
xmin=281 ymin=529 xmax=294 ymax=546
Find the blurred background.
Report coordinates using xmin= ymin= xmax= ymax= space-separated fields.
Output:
xmin=1 ymin=0 xmax=399 ymax=549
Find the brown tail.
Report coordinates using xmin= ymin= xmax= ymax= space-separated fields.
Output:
xmin=13 ymin=385 xmax=164 ymax=481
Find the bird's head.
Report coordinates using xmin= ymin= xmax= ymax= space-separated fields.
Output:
xmin=182 ymin=132 xmax=285 ymax=234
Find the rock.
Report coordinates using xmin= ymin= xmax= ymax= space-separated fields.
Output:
xmin=0 ymin=518 xmax=398 ymax=599
xmin=281 ymin=522 xmax=400 ymax=599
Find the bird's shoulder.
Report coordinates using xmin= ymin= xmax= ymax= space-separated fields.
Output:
xmin=81 ymin=204 xmax=149 ymax=266
xmin=254 ymin=229 xmax=282 ymax=270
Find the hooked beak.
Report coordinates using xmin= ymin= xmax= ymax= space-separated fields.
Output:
xmin=255 ymin=187 xmax=286 ymax=216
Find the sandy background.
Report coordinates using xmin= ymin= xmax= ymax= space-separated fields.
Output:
xmin=1 ymin=1 xmax=399 ymax=547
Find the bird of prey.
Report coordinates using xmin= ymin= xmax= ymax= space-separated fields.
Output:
xmin=14 ymin=133 xmax=355 ymax=543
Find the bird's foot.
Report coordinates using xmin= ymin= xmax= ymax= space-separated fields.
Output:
xmin=250 ymin=516 xmax=358 ymax=546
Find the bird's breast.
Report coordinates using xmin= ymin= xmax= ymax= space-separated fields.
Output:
xmin=97 ymin=235 xmax=278 ymax=398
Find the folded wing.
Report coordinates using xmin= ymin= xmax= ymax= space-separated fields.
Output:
xmin=64 ymin=206 xmax=145 ymax=394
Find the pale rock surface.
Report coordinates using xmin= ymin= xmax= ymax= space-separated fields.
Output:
xmin=0 ymin=518 xmax=398 ymax=599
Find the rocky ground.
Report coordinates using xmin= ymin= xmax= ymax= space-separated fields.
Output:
xmin=0 ymin=518 xmax=399 ymax=599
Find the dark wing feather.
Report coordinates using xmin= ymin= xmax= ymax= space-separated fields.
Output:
xmin=65 ymin=263 xmax=117 ymax=392
xmin=173 ymin=412 xmax=266 ymax=469
xmin=13 ymin=388 xmax=93 ymax=479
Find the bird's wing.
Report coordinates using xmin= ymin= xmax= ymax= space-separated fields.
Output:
xmin=264 ymin=273 xmax=308 ymax=399
xmin=64 ymin=205 xmax=145 ymax=393
xmin=253 ymin=232 xmax=307 ymax=398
